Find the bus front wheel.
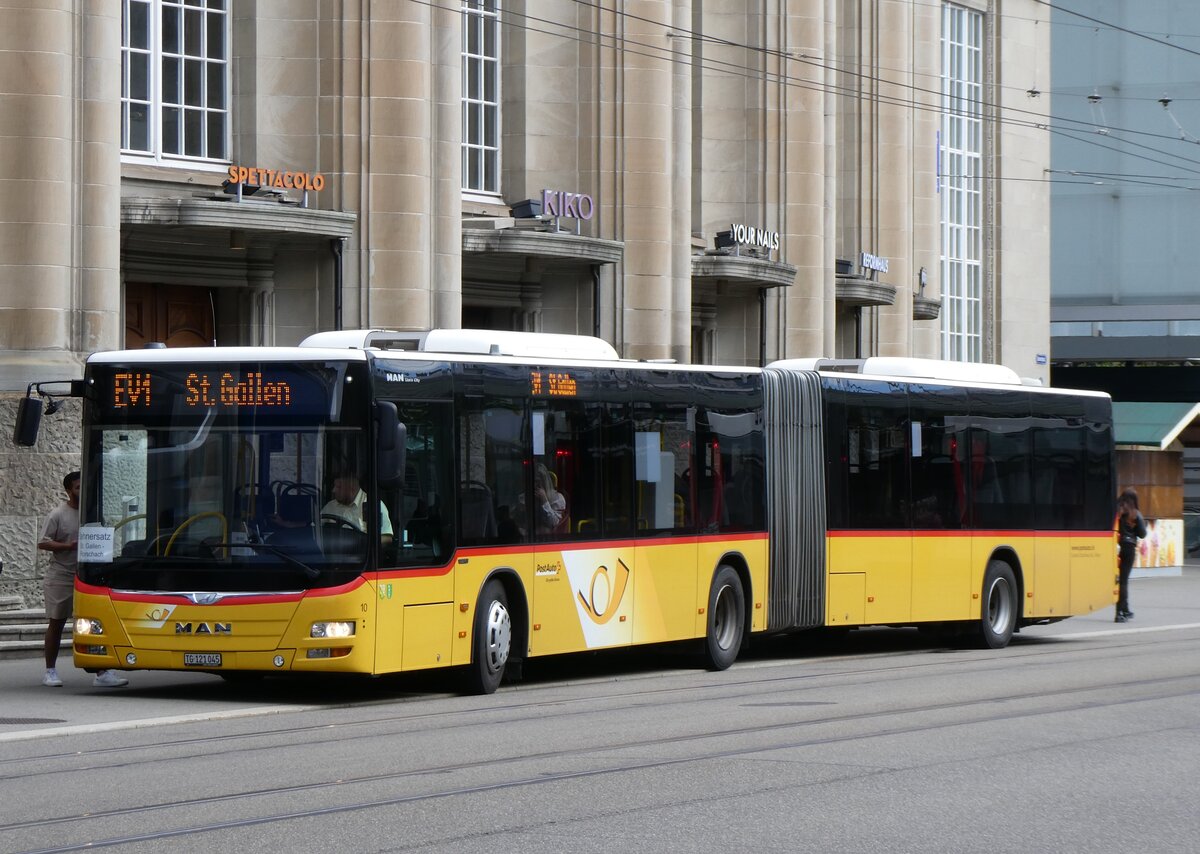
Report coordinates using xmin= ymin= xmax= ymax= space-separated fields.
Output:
xmin=466 ymin=579 xmax=511 ymax=694
xmin=703 ymin=565 xmax=745 ymax=670
xmin=976 ymin=560 xmax=1018 ymax=649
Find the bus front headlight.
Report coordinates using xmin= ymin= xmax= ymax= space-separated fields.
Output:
xmin=311 ymin=621 xmax=355 ymax=639
xmin=75 ymin=618 xmax=104 ymax=636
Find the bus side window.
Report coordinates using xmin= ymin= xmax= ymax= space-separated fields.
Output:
xmin=835 ymin=380 xmax=908 ymax=530
xmin=458 ymin=397 xmax=527 ymax=547
xmin=631 ymin=400 xmax=695 ymax=535
xmin=968 ymin=389 xmax=1031 ymax=530
xmin=908 ymin=383 xmax=968 ymax=530
xmin=379 ymin=401 xmax=455 ymax=566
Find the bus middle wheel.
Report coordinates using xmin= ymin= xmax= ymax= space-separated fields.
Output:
xmin=703 ymin=565 xmax=745 ymax=670
xmin=976 ymin=559 xmax=1018 ymax=649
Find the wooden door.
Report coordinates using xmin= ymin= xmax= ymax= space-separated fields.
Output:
xmin=125 ymin=283 xmax=214 ymax=348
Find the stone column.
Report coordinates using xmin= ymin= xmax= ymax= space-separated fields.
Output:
xmin=910 ymin=0 xmax=942 ymax=360
xmin=0 ymin=2 xmax=120 ymax=389
xmin=876 ymin=0 xmax=914 ymax=357
xmin=619 ymin=0 xmax=683 ymax=361
xmin=0 ymin=3 xmax=119 ymax=602
xmin=781 ymin=0 xmax=833 ymax=359
xmin=333 ymin=2 xmax=461 ymax=332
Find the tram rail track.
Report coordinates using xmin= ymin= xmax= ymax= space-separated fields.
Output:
xmin=3 ymin=632 xmax=1198 ymax=853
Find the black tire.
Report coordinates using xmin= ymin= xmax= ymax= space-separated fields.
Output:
xmin=703 ymin=565 xmax=745 ymax=670
xmin=466 ymin=579 xmax=512 ymax=694
xmin=975 ymin=560 xmax=1018 ymax=649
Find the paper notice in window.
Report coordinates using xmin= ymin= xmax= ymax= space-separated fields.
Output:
xmin=78 ymin=526 xmax=115 ymax=563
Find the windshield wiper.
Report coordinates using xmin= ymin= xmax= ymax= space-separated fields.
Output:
xmin=211 ymin=542 xmax=321 ymax=579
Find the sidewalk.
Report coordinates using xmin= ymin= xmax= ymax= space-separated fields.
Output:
xmin=1020 ymin=561 xmax=1200 ymax=637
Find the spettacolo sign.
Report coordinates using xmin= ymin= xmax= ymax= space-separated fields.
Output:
xmin=227 ymin=165 xmax=326 ymax=192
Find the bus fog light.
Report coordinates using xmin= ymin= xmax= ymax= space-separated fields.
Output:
xmin=75 ymin=618 xmax=104 ymax=636
xmin=273 ymin=655 xmax=285 ymax=667
xmin=311 ymin=621 xmax=355 ymax=639
xmin=306 ymin=648 xmax=332 ymax=659
xmin=126 ymin=653 xmax=137 ymax=665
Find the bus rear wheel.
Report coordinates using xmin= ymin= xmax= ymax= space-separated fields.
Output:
xmin=466 ymin=579 xmax=511 ymax=694
xmin=703 ymin=565 xmax=745 ymax=670
xmin=975 ymin=560 xmax=1018 ymax=649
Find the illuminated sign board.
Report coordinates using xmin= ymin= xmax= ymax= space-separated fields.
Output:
xmin=530 ymin=371 xmax=578 ymax=397
xmin=112 ymin=372 xmax=294 ymax=409
xmin=99 ymin=366 xmax=335 ymax=419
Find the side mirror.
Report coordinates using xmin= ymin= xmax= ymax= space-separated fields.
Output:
xmin=12 ymin=379 xmax=85 ymax=447
xmin=375 ymin=401 xmax=407 ymax=488
xmin=13 ymin=395 xmax=43 ymax=447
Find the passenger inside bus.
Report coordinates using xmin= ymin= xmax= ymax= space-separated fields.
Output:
xmin=520 ymin=463 xmax=568 ymax=536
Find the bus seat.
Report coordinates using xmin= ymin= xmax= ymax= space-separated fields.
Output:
xmin=460 ymin=481 xmax=497 ymax=540
xmin=275 ymin=493 xmax=315 ymax=528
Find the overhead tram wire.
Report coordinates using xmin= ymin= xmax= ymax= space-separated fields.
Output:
xmin=466 ymin=0 xmax=1200 ymax=150
xmin=427 ymin=0 xmax=1200 ymax=187
xmin=556 ymin=0 xmax=1200 ymax=150
xmin=1048 ymin=125 xmax=1200 ymax=178
xmin=1030 ymin=0 xmax=1200 ymax=61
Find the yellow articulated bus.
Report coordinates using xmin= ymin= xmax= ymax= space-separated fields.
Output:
xmin=46 ymin=330 xmax=1113 ymax=693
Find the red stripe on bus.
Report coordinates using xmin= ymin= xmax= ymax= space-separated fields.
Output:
xmin=371 ymin=532 xmax=769 ymax=579
xmin=826 ymin=529 xmax=1114 ymax=539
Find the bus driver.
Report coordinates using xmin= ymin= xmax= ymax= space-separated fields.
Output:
xmin=321 ymin=472 xmax=394 ymax=545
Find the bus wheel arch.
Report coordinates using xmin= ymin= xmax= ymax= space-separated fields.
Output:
xmin=990 ymin=546 xmax=1026 ymax=621
xmin=703 ymin=557 xmax=749 ymax=670
xmin=464 ymin=570 xmax=526 ymax=694
xmin=976 ymin=555 xmax=1020 ymax=649
xmin=489 ymin=568 xmax=529 ymax=671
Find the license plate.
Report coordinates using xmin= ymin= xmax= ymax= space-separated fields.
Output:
xmin=184 ymin=653 xmax=222 ymax=667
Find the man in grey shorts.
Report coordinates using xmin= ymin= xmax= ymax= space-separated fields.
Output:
xmin=38 ymin=470 xmax=128 ymax=688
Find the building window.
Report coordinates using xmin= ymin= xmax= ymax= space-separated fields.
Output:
xmin=462 ymin=0 xmax=500 ymax=196
xmin=121 ymin=0 xmax=230 ymax=164
xmin=940 ymin=3 xmax=984 ymax=362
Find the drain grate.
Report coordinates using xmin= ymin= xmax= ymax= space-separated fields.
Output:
xmin=0 ymin=717 xmax=67 ymax=725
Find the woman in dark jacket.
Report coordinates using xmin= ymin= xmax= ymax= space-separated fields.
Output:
xmin=1115 ymin=489 xmax=1147 ymax=622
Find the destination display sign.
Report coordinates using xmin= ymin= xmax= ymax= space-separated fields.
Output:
xmin=530 ymin=371 xmax=578 ymax=397
xmin=97 ymin=365 xmax=336 ymax=418
xmin=112 ymin=371 xmax=294 ymax=409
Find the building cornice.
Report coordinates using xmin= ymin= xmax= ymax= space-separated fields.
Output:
xmin=121 ymin=196 xmax=357 ymax=239
xmin=691 ymin=254 xmax=797 ymax=288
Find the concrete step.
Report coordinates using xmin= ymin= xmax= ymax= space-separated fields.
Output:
xmin=0 ymin=621 xmax=71 ymax=661
xmin=0 ymin=623 xmax=71 ymax=643
xmin=0 ymin=608 xmax=56 ymax=624
xmin=0 ymin=641 xmax=49 ymax=661
xmin=0 ymin=595 xmax=25 ymax=612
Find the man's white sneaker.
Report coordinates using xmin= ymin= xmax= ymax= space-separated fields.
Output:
xmin=93 ymin=670 xmax=128 ymax=688
xmin=42 ymin=668 xmax=63 ymax=687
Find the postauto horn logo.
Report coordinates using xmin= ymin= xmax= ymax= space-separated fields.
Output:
xmin=576 ymin=559 xmax=631 ymax=625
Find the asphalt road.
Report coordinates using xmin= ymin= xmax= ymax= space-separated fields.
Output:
xmin=1 ymin=570 xmax=1198 ymax=853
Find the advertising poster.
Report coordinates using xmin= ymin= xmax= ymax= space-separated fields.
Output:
xmin=1132 ymin=518 xmax=1183 ymax=570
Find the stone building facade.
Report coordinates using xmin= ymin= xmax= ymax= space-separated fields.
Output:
xmin=0 ymin=0 xmax=1051 ymax=600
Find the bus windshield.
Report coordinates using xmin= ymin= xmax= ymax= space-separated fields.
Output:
xmin=78 ymin=360 xmax=375 ymax=592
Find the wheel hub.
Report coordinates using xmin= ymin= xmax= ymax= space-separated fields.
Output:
xmin=485 ymin=600 xmax=511 ymax=672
